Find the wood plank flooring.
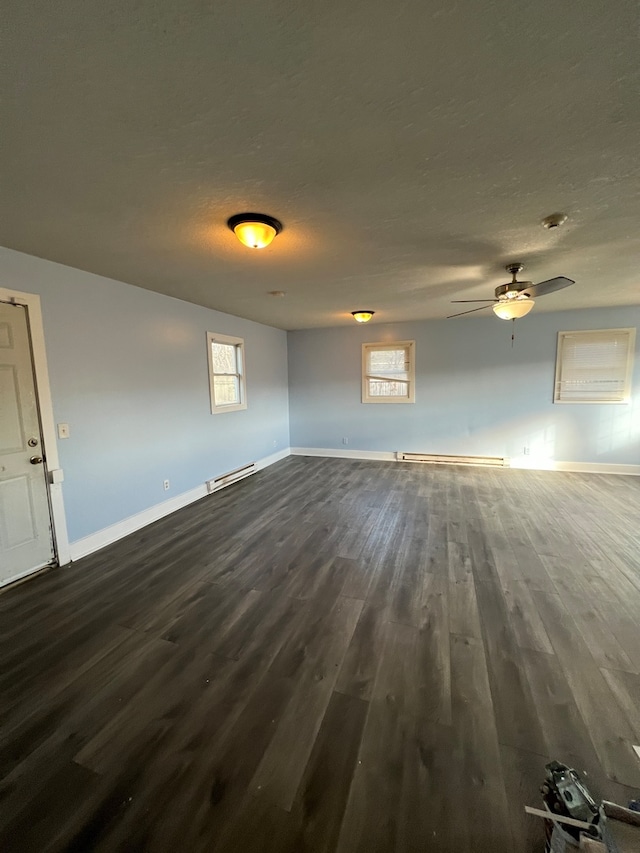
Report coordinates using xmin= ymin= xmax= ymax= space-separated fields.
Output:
xmin=1 ymin=456 xmax=640 ymax=852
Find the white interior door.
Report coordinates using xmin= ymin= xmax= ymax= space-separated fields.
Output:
xmin=0 ymin=301 xmax=54 ymax=586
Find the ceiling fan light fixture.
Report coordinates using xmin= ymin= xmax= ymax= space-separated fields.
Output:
xmin=492 ymin=298 xmax=535 ymax=320
xmin=351 ymin=311 xmax=375 ymax=323
xmin=227 ymin=213 xmax=283 ymax=249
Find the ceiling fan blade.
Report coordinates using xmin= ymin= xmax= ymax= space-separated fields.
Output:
xmin=527 ymin=276 xmax=575 ymax=297
xmin=447 ymin=304 xmax=493 ymax=319
xmin=450 ymin=299 xmax=498 ymax=303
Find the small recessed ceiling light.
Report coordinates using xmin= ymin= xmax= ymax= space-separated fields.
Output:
xmin=351 ymin=311 xmax=375 ymax=323
xmin=268 ymin=290 xmax=286 ymax=297
xmin=542 ymin=212 xmax=568 ymax=230
xmin=227 ymin=213 xmax=283 ymax=249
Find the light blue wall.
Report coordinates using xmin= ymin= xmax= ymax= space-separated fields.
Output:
xmin=3 ymin=241 xmax=638 ymax=547
xmin=288 ymin=307 xmax=640 ymax=466
xmin=1 ymin=247 xmax=290 ymax=542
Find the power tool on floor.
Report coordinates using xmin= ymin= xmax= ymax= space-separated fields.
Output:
xmin=539 ymin=761 xmax=640 ymax=852
xmin=541 ymin=761 xmax=601 ymax=848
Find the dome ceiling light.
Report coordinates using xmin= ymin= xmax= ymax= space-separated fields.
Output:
xmin=541 ymin=212 xmax=568 ymax=230
xmin=492 ymin=296 xmax=535 ymax=320
xmin=351 ymin=311 xmax=375 ymax=323
xmin=227 ymin=213 xmax=283 ymax=249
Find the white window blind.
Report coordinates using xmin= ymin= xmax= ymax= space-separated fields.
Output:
xmin=554 ymin=328 xmax=635 ymax=403
xmin=362 ymin=341 xmax=415 ymax=403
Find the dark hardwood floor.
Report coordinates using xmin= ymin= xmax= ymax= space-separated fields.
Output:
xmin=1 ymin=456 xmax=640 ymax=852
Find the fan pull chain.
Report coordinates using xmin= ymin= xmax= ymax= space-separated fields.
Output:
xmin=512 ymin=318 xmax=515 ymax=347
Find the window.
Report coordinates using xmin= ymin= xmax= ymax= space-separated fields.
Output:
xmin=554 ymin=328 xmax=635 ymax=404
xmin=207 ymin=332 xmax=247 ymax=413
xmin=362 ymin=341 xmax=415 ymax=403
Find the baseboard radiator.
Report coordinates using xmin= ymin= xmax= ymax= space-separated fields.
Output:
xmin=207 ymin=462 xmax=257 ymax=493
xmin=396 ymin=451 xmax=509 ymax=468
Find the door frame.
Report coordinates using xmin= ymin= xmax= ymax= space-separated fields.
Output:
xmin=0 ymin=286 xmax=70 ymax=568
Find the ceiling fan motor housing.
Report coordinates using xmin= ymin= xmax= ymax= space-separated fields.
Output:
xmin=495 ymin=282 xmax=533 ymax=299
xmin=495 ymin=263 xmax=532 ymax=299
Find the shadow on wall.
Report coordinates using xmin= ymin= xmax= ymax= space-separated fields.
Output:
xmin=597 ymin=403 xmax=640 ymax=455
xmin=509 ymin=421 xmax=557 ymax=470
xmin=498 ymin=403 xmax=639 ymax=468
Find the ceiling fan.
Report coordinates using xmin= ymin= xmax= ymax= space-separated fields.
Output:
xmin=448 ymin=263 xmax=575 ymax=320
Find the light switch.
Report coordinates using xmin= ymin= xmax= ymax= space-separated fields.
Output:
xmin=57 ymin=423 xmax=70 ymax=439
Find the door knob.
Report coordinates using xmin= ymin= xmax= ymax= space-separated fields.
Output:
xmin=30 ymin=455 xmax=43 ymax=465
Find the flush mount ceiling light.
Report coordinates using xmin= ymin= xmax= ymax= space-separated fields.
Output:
xmin=542 ymin=212 xmax=568 ymax=230
xmin=492 ymin=296 xmax=535 ymax=320
xmin=351 ymin=311 xmax=375 ymax=323
xmin=227 ymin=213 xmax=283 ymax=249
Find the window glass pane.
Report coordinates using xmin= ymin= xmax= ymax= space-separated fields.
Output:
xmin=208 ymin=333 xmax=247 ymax=413
xmin=362 ymin=341 xmax=414 ymax=404
xmin=367 ymin=378 xmax=409 ymax=397
xmin=367 ymin=348 xmax=409 ymax=381
xmin=212 ymin=342 xmax=237 ymax=375
xmin=214 ymin=375 xmax=240 ymax=405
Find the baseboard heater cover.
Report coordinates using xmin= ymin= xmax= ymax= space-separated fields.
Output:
xmin=396 ymin=452 xmax=509 ymax=468
xmin=207 ymin=462 xmax=256 ymax=493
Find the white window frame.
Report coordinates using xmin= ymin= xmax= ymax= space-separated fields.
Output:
xmin=207 ymin=332 xmax=247 ymax=414
xmin=362 ymin=340 xmax=416 ymax=404
xmin=554 ymin=328 xmax=636 ymax=404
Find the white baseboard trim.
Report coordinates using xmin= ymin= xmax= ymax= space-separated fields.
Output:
xmin=291 ymin=447 xmax=396 ymax=462
xmin=510 ymin=458 xmax=640 ymax=476
xmin=254 ymin=447 xmax=291 ymax=472
xmin=291 ymin=447 xmax=640 ymax=476
xmin=69 ymin=447 xmax=292 ymax=561
xmin=69 ymin=484 xmax=207 ymax=561
xmin=68 ymin=446 xmax=637 ymax=561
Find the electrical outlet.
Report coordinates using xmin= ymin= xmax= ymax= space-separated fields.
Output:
xmin=342 ymin=437 xmax=349 ymax=445
xmin=523 ymin=447 xmax=530 ymax=456
xmin=163 ymin=479 xmax=170 ymax=491
xmin=272 ymin=440 xmax=277 ymax=447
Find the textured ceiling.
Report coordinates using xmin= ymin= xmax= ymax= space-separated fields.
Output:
xmin=2 ymin=0 xmax=639 ymax=329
